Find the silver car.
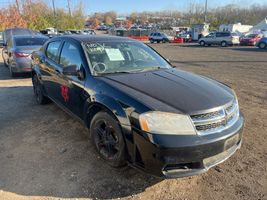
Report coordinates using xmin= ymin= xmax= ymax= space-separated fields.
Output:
xmin=199 ymin=32 xmax=240 ymax=47
xmin=2 ymin=35 xmax=48 ymax=77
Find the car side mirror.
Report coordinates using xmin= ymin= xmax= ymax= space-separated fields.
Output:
xmin=62 ymin=64 xmax=85 ymax=80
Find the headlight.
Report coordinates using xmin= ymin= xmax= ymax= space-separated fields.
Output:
xmin=139 ymin=111 xmax=196 ymax=135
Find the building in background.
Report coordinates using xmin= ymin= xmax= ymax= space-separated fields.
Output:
xmin=191 ymin=23 xmax=210 ymax=40
xmin=219 ymin=23 xmax=253 ymax=34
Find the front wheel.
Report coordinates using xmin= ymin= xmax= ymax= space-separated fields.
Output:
xmin=90 ymin=111 xmax=126 ymax=167
xmin=221 ymin=41 xmax=228 ymax=47
xmin=32 ymin=74 xmax=50 ymax=104
xmin=199 ymin=40 xmax=205 ymax=46
xmin=259 ymin=42 xmax=266 ymax=49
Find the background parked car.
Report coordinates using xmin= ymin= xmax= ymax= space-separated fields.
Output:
xmin=149 ymin=32 xmax=174 ymax=43
xmin=177 ymin=31 xmax=192 ymax=42
xmin=240 ymin=34 xmax=263 ymax=46
xmin=2 ymin=35 xmax=48 ymax=77
xmin=199 ymin=32 xmax=240 ymax=47
xmin=2 ymin=28 xmax=33 ymax=45
xmin=256 ymin=37 xmax=267 ymax=49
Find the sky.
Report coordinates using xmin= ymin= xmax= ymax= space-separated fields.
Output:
xmin=1 ymin=0 xmax=267 ymax=14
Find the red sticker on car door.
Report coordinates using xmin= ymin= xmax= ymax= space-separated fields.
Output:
xmin=61 ymin=85 xmax=69 ymax=102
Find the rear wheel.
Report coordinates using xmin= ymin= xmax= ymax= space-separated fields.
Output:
xmin=90 ymin=111 xmax=126 ymax=167
xmin=32 ymin=74 xmax=50 ymax=104
xmin=150 ymin=39 xmax=154 ymax=43
xmin=8 ymin=65 xmax=17 ymax=77
xmin=259 ymin=42 xmax=266 ymax=49
xmin=221 ymin=41 xmax=228 ymax=47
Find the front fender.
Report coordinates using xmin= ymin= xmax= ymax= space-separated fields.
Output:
xmin=85 ymin=93 xmax=132 ymax=127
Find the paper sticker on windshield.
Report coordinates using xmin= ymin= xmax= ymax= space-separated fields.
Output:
xmin=105 ymin=48 xmax=125 ymax=61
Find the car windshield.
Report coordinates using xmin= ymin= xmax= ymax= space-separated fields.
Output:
xmin=15 ymin=37 xmax=47 ymax=46
xmin=246 ymin=34 xmax=257 ymax=38
xmin=84 ymin=41 xmax=171 ymax=75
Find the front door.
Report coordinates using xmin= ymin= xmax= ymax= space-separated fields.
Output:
xmin=56 ymin=41 xmax=86 ymax=119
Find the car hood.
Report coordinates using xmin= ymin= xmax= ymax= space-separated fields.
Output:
xmin=100 ymin=69 xmax=234 ymax=114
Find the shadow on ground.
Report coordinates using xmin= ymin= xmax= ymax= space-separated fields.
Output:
xmin=0 ymin=85 xmax=161 ymax=199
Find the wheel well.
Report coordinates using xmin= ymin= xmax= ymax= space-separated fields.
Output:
xmin=85 ymin=103 xmax=119 ymax=130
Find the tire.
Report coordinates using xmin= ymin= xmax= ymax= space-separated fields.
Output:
xmin=157 ymin=40 xmax=160 ymax=43
xmin=9 ymin=65 xmax=17 ymax=77
xmin=32 ymin=74 xmax=50 ymax=105
xmin=90 ymin=111 xmax=126 ymax=167
xmin=150 ymin=39 xmax=154 ymax=44
xmin=199 ymin=40 xmax=205 ymax=46
xmin=221 ymin=41 xmax=228 ymax=47
xmin=258 ymin=42 xmax=266 ymax=49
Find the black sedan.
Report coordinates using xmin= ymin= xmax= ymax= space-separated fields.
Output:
xmin=31 ymin=35 xmax=244 ymax=178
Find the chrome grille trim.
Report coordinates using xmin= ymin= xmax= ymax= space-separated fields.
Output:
xmin=191 ymin=100 xmax=239 ymax=135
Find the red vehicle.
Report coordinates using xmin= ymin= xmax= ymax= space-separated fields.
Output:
xmin=240 ymin=34 xmax=263 ymax=46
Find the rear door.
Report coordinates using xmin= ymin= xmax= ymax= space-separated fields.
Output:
xmin=40 ymin=40 xmax=63 ymax=99
xmin=56 ymin=41 xmax=86 ymax=118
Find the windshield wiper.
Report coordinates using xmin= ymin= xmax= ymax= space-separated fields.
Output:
xmin=97 ymin=71 xmax=131 ymax=76
xmin=134 ymin=67 xmax=162 ymax=73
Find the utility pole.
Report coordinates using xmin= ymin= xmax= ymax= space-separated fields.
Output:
xmin=204 ymin=0 xmax=208 ymax=23
xmin=67 ymin=0 xmax=72 ymax=16
xmin=52 ymin=0 xmax=57 ymax=28
xmin=15 ymin=0 xmax=20 ymax=14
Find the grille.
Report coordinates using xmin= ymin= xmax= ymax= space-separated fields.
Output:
xmin=191 ymin=100 xmax=239 ymax=135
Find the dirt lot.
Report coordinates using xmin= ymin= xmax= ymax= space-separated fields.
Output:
xmin=0 ymin=44 xmax=266 ymax=200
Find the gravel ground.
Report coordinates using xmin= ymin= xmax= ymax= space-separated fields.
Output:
xmin=0 ymin=44 xmax=266 ymax=200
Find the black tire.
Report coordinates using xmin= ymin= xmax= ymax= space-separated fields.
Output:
xmin=9 ymin=65 xmax=17 ymax=77
xmin=199 ymin=40 xmax=205 ymax=46
xmin=258 ymin=42 xmax=266 ymax=49
xmin=150 ymin=39 xmax=154 ymax=44
xmin=221 ymin=41 xmax=228 ymax=47
xmin=32 ymin=74 xmax=50 ymax=105
xmin=157 ymin=40 xmax=160 ymax=43
xmin=90 ymin=111 xmax=126 ymax=167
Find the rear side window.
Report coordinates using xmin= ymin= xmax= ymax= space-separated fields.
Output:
xmin=15 ymin=37 xmax=47 ymax=46
xmin=217 ymin=32 xmax=230 ymax=37
xmin=60 ymin=42 xmax=82 ymax=68
xmin=46 ymin=41 xmax=61 ymax=62
xmin=12 ymin=29 xmax=32 ymax=36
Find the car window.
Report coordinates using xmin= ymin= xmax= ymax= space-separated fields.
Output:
xmin=60 ymin=42 xmax=82 ymax=68
xmin=216 ymin=32 xmax=222 ymax=37
xmin=15 ymin=37 xmax=47 ymax=46
xmin=46 ymin=41 xmax=61 ymax=62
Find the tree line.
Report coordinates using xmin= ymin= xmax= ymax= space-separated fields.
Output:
xmin=0 ymin=0 xmax=85 ymax=31
xmin=0 ymin=0 xmax=266 ymax=31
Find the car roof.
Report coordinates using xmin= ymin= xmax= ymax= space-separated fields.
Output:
xmin=12 ymin=34 xmax=48 ymax=39
xmin=55 ymin=35 xmax=136 ymax=43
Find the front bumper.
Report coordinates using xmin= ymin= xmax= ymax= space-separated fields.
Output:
xmin=131 ymin=113 xmax=244 ymax=178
